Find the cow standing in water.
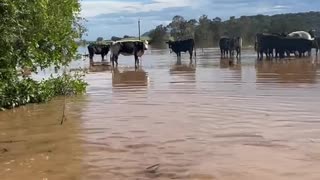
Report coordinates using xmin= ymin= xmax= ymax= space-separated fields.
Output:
xmin=219 ymin=37 xmax=231 ymax=58
xmin=219 ymin=37 xmax=242 ymax=58
xmin=110 ymin=40 xmax=149 ymax=67
xmin=233 ymin=37 xmax=243 ymax=58
xmin=166 ymin=39 xmax=196 ymax=59
xmin=87 ymin=44 xmax=110 ymax=64
xmin=313 ymin=37 xmax=320 ymax=55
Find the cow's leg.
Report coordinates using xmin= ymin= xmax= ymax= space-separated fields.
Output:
xmin=111 ymin=55 xmax=115 ymax=67
xmin=189 ymin=49 xmax=193 ymax=59
xmin=89 ymin=54 xmax=94 ymax=65
xmin=260 ymin=50 xmax=263 ymax=60
xmin=316 ymin=48 xmax=319 ymax=56
xmin=111 ymin=55 xmax=118 ymax=67
xmin=115 ymin=56 xmax=119 ymax=66
xmin=134 ymin=54 xmax=139 ymax=68
xmin=236 ymin=48 xmax=240 ymax=58
xmin=101 ymin=54 xmax=105 ymax=61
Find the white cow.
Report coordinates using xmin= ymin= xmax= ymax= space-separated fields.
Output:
xmin=288 ymin=31 xmax=314 ymax=40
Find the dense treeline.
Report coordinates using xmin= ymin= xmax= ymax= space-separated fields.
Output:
xmin=148 ymin=12 xmax=320 ymax=47
xmin=0 ymin=0 xmax=87 ymax=110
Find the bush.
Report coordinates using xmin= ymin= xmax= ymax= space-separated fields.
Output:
xmin=0 ymin=72 xmax=87 ymax=110
xmin=0 ymin=0 xmax=87 ymax=111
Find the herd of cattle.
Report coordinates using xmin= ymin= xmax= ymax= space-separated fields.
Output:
xmin=87 ymin=38 xmax=197 ymax=67
xmin=255 ymin=31 xmax=320 ymax=60
xmin=87 ymin=30 xmax=320 ymax=67
xmin=220 ymin=31 xmax=320 ymax=60
xmin=88 ymin=40 xmax=149 ymax=67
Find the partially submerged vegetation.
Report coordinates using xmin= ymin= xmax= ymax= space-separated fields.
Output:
xmin=0 ymin=72 xmax=87 ymax=110
xmin=0 ymin=0 xmax=87 ymax=110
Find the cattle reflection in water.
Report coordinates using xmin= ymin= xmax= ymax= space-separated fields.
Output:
xmin=89 ymin=61 xmax=111 ymax=72
xmin=169 ymin=58 xmax=196 ymax=74
xmin=169 ymin=58 xmax=196 ymax=84
xmin=112 ymin=67 xmax=149 ymax=87
xmin=256 ymin=59 xmax=318 ymax=84
xmin=220 ymin=57 xmax=241 ymax=69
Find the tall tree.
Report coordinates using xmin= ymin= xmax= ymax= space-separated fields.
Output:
xmin=149 ymin=25 xmax=169 ymax=44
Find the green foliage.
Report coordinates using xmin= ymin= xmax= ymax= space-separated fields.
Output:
xmin=0 ymin=0 xmax=87 ymax=110
xmin=147 ymin=12 xmax=320 ymax=47
xmin=0 ymin=0 xmax=84 ymax=70
xmin=168 ymin=15 xmax=195 ymax=40
xmin=0 ymin=73 xmax=87 ymax=110
xmin=149 ymin=25 xmax=169 ymax=45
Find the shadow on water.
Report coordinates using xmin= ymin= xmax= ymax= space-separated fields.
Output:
xmin=255 ymin=58 xmax=318 ymax=84
xmin=112 ymin=67 xmax=149 ymax=88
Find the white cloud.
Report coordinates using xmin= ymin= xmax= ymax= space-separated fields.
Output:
xmin=273 ymin=5 xmax=288 ymax=9
xmin=81 ymin=0 xmax=194 ymax=18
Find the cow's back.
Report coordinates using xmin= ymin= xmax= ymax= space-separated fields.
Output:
xmin=171 ymin=39 xmax=194 ymax=53
xmin=219 ymin=38 xmax=229 ymax=49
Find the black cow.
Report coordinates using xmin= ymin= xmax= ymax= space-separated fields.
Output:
xmin=166 ymin=39 xmax=196 ymax=59
xmin=87 ymin=44 xmax=110 ymax=64
xmin=219 ymin=37 xmax=231 ymax=57
xmin=220 ymin=37 xmax=242 ymax=58
xmin=231 ymin=37 xmax=242 ymax=58
xmin=110 ymin=40 xmax=149 ymax=67
xmin=255 ymin=33 xmax=281 ymax=59
xmin=313 ymin=37 xmax=320 ymax=55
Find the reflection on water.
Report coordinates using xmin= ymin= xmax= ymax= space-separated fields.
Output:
xmin=220 ymin=57 xmax=241 ymax=69
xmin=112 ymin=67 xmax=149 ymax=87
xmin=256 ymin=59 xmax=318 ymax=84
xmin=170 ymin=58 xmax=196 ymax=74
xmin=1 ymin=48 xmax=320 ymax=180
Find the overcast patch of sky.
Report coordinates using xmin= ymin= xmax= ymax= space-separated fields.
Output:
xmin=81 ymin=0 xmax=320 ymax=40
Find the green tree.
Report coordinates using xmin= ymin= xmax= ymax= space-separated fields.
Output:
xmin=146 ymin=12 xmax=320 ymax=47
xmin=149 ymin=25 xmax=169 ymax=45
xmin=0 ymin=0 xmax=87 ymax=109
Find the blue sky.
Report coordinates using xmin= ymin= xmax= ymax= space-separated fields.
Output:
xmin=81 ymin=0 xmax=320 ymax=40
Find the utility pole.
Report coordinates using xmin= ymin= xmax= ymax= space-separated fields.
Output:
xmin=138 ymin=19 xmax=141 ymax=40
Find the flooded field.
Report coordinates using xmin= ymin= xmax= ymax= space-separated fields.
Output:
xmin=1 ymin=47 xmax=320 ymax=180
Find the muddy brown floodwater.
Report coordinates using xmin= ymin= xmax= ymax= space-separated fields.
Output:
xmin=1 ymin=48 xmax=320 ymax=180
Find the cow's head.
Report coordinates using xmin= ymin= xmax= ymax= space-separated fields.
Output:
xmin=143 ymin=40 xmax=149 ymax=50
xmin=166 ymin=41 xmax=174 ymax=53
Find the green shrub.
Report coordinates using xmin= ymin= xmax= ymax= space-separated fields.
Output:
xmin=0 ymin=72 xmax=87 ymax=110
